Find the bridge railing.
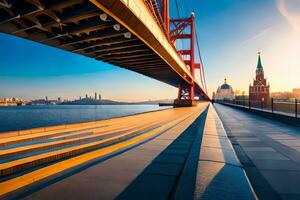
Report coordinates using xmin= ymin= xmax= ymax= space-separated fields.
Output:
xmin=218 ymin=98 xmax=299 ymax=118
xmin=120 ymin=0 xmax=191 ymax=77
xmin=144 ymin=0 xmax=167 ymax=36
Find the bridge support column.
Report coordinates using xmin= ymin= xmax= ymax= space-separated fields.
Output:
xmin=174 ymin=83 xmax=197 ymax=107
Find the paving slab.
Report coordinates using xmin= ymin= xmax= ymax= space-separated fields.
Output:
xmin=116 ymin=174 xmax=176 ymax=200
xmin=252 ymin=159 xmax=300 ymax=170
xmin=194 ymin=161 xmax=254 ymax=200
xmin=243 ymin=147 xmax=276 ymax=152
xmin=143 ymin=163 xmax=182 ymax=176
xmin=246 ymin=151 xmax=289 ymax=160
xmin=260 ymin=170 xmax=300 ymax=194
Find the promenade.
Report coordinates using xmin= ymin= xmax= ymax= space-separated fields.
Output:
xmin=0 ymin=104 xmax=205 ymax=198
xmin=3 ymin=103 xmax=300 ymax=199
xmin=215 ymin=103 xmax=300 ymax=200
xmin=0 ymin=103 xmax=256 ymax=199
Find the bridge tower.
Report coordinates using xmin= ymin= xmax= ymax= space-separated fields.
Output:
xmin=169 ymin=11 xmax=202 ymax=106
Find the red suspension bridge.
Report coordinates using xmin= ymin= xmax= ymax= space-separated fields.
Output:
xmin=0 ymin=0 xmax=210 ymax=105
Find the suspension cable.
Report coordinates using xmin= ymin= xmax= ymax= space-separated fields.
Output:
xmin=174 ymin=0 xmax=185 ymax=53
xmin=194 ymin=22 xmax=208 ymax=94
xmin=175 ymin=0 xmax=181 ymax=18
xmin=174 ymin=0 xmax=208 ymax=95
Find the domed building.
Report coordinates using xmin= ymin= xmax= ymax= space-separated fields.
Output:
xmin=214 ymin=78 xmax=235 ymax=101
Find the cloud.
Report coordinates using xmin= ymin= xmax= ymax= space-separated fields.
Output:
xmin=276 ymin=0 xmax=300 ymax=33
xmin=239 ymin=26 xmax=273 ymax=47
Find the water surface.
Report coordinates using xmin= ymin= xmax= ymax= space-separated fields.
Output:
xmin=0 ymin=105 xmax=171 ymax=133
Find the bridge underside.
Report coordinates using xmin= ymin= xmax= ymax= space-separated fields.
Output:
xmin=0 ymin=0 xmax=209 ymax=100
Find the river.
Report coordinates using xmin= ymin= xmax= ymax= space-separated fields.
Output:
xmin=0 ymin=105 xmax=171 ymax=133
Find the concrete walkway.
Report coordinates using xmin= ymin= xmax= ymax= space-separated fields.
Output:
xmin=1 ymin=103 xmax=257 ymax=200
xmin=3 ymin=105 xmax=208 ymax=200
xmin=0 ymin=105 xmax=205 ymax=198
xmin=215 ymin=103 xmax=300 ymax=200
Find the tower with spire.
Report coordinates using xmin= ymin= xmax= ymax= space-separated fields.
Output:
xmin=249 ymin=50 xmax=270 ymax=106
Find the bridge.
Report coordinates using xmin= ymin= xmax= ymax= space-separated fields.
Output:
xmin=0 ymin=0 xmax=210 ymax=105
xmin=1 ymin=1 xmax=300 ymax=200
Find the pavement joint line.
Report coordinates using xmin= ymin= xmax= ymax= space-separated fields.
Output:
xmin=198 ymin=159 xmax=242 ymax=168
xmin=201 ymin=145 xmax=231 ymax=150
xmin=0 ymin=109 xmax=200 ymax=197
xmin=202 ymin=134 xmax=228 ymax=137
xmin=48 ymin=123 xmax=138 ymax=140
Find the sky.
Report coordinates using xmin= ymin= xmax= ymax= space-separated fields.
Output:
xmin=0 ymin=0 xmax=299 ymax=101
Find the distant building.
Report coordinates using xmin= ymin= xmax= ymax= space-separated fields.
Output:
xmin=45 ymin=96 xmax=48 ymax=102
xmin=249 ymin=51 xmax=270 ymax=105
xmin=99 ymin=94 xmax=101 ymax=101
xmin=293 ymin=88 xmax=300 ymax=99
xmin=95 ymin=92 xmax=97 ymax=100
xmin=31 ymin=99 xmax=48 ymax=105
xmin=0 ymin=97 xmax=28 ymax=106
xmin=235 ymin=91 xmax=248 ymax=101
xmin=271 ymin=92 xmax=293 ymax=100
xmin=214 ymin=78 xmax=235 ymax=101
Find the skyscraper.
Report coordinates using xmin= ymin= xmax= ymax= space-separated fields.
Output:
xmin=95 ymin=92 xmax=97 ymax=100
xmin=249 ymin=51 xmax=270 ymax=106
xmin=99 ymin=94 xmax=101 ymax=101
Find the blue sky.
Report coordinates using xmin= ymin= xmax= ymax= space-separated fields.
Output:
xmin=0 ymin=0 xmax=299 ymax=101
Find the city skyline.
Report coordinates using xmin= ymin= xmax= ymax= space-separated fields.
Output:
xmin=0 ymin=0 xmax=299 ymax=101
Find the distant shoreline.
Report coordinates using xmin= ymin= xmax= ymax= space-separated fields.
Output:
xmin=0 ymin=103 xmax=174 ymax=107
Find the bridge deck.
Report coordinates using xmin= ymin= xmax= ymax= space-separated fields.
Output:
xmin=215 ymin=103 xmax=300 ymax=200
